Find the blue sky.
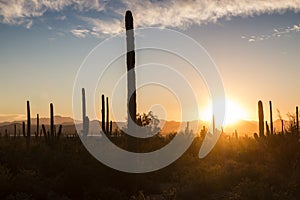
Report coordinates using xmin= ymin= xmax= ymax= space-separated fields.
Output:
xmin=0 ymin=0 xmax=300 ymax=123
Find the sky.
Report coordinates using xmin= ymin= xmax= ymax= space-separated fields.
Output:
xmin=0 ymin=0 xmax=300 ymax=124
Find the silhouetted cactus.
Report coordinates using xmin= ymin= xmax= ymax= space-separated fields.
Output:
xmin=22 ymin=121 xmax=25 ymax=137
xmin=41 ymin=103 xmax=62 ymax=141
xmin=106 ymin=97 xmax=109 ymax=133
xmin=82 ymin=88 xmax=89 ymax=138
xmin=84 ymin=116 xmax=89 ymax=136
xmin=234 ymin=129 xmax=238 ymax=139
xmin=101 ymin=94 xmax=105 ymax=133
xmin=35 ymin=114 xmax=39 ymax=138
xmin=50 ymin=103 xmax=54 ymax=137
xmin=42 ymin=124 xmax=47 ymax=139
xmin=269 ymin=101 xmax=273 ymax=135
xmin=109 ymin=120 xmax=112 ymax=135
xmin=26 ymin=100 xmax=31 ymax=143
xmin=296 ymin=106 xmax=299 ymax=134
xmin=258 ymin=100 xmax=264 ymax=137
xmin=266 ymin=121 xmax=270 ymax=136
xmin=125 ymin=10 xmax=137 ymax=131
xmin=100 ymin=94 xmax=112 ymax=135
xmin=57 ymin=124 xmax=62 ymax=138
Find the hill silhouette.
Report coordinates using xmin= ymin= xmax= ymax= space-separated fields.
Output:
xmin=0 ymin=116 xmax=292 ymax=137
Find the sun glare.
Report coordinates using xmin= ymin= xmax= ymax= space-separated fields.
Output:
xmin=199 ymin=98 xmax=248 ymax=125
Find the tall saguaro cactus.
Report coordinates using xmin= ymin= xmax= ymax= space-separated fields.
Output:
xmin=258 ymin=100 xmax=264 ymax=137
xmin=269 ymin=101 xmax=273 ymax=135
xmin=125 ymin=10 xmax=137 ymax=131
xmin=82 ymin=88 xmax=86 ymax=131
xmin=26 ymin=100 xmax=31 ymax=143
xmin=82 ymin=88 xmax=89 ymax=138
xmin=106 ymin=97 xmax=109 ymax=134
xmin=101 ymin=94 xmax=105 ymax=133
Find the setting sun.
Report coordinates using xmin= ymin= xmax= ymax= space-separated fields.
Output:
xmin=199 ymin=98 xmax=248 ymax=125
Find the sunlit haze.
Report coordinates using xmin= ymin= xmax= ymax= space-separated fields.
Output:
xmin=1 ymin=1 xmax=300 ymax=124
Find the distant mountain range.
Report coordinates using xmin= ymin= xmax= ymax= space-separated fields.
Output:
xmin=0 ymin=116 xmax=292 ymax=136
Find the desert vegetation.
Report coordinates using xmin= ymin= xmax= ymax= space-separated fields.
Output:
xmin=0 ymin=10 xmax=299 ymax=200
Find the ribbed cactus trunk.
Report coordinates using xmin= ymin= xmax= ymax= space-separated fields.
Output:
xmin=26 ymin=100 xmax=31 ymax=144
xmin=258 ymin=100 xmax=264 ymax=137
xmin=101 ymin=94 xmax=105 ymax=133
xmin=106 ymin=97 xmax=109 ymax=134
xmin=125 ymin=10 xmax=137 ymax=131
xmin=296 ymin=106 xmax=299 ymax=134
xmin=269 ymin=101 xmax=273 ymax=135
xmin=50 ymin=103 xmax=54 ymax=137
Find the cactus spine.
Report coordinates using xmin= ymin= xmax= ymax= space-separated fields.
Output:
xmin=258 ymin=100 xmax=264 ymax=137
xmin=125 ymin=10 xmax=137 ymax=131
xmin=269 ymin=101 xmax=273 ymax=135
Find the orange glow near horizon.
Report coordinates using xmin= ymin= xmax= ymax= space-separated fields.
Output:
xmin=199 ymin=97 xmax=248 ymax=125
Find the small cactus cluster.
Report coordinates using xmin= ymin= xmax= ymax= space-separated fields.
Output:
xmin=256 ymin=100 xmax=299 ymax=138
xmin=41 ymin=103 xmax=62 ymax=141
xmin=21 ymin=101 xmax=36 ymax=144
xmin=256 ymin=100 xmax=274 ymax=138
xmin=101 ymin=94 xmax=112 ymax=135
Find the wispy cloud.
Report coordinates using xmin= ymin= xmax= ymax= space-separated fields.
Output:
xmin=0 ymin=0 xmax=106 ymax=24
xmin=80 ymin=17 xmax=122 ymax=35
xmin=242 ymin=23 xmax=300 ymax=42
xmin=1 ymin=0 xmax=300 ymax=36
xmin=70 ymin=28 xmax=90 ymax=38
xmin=120 ymin=0 xmax=300 ymax=28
